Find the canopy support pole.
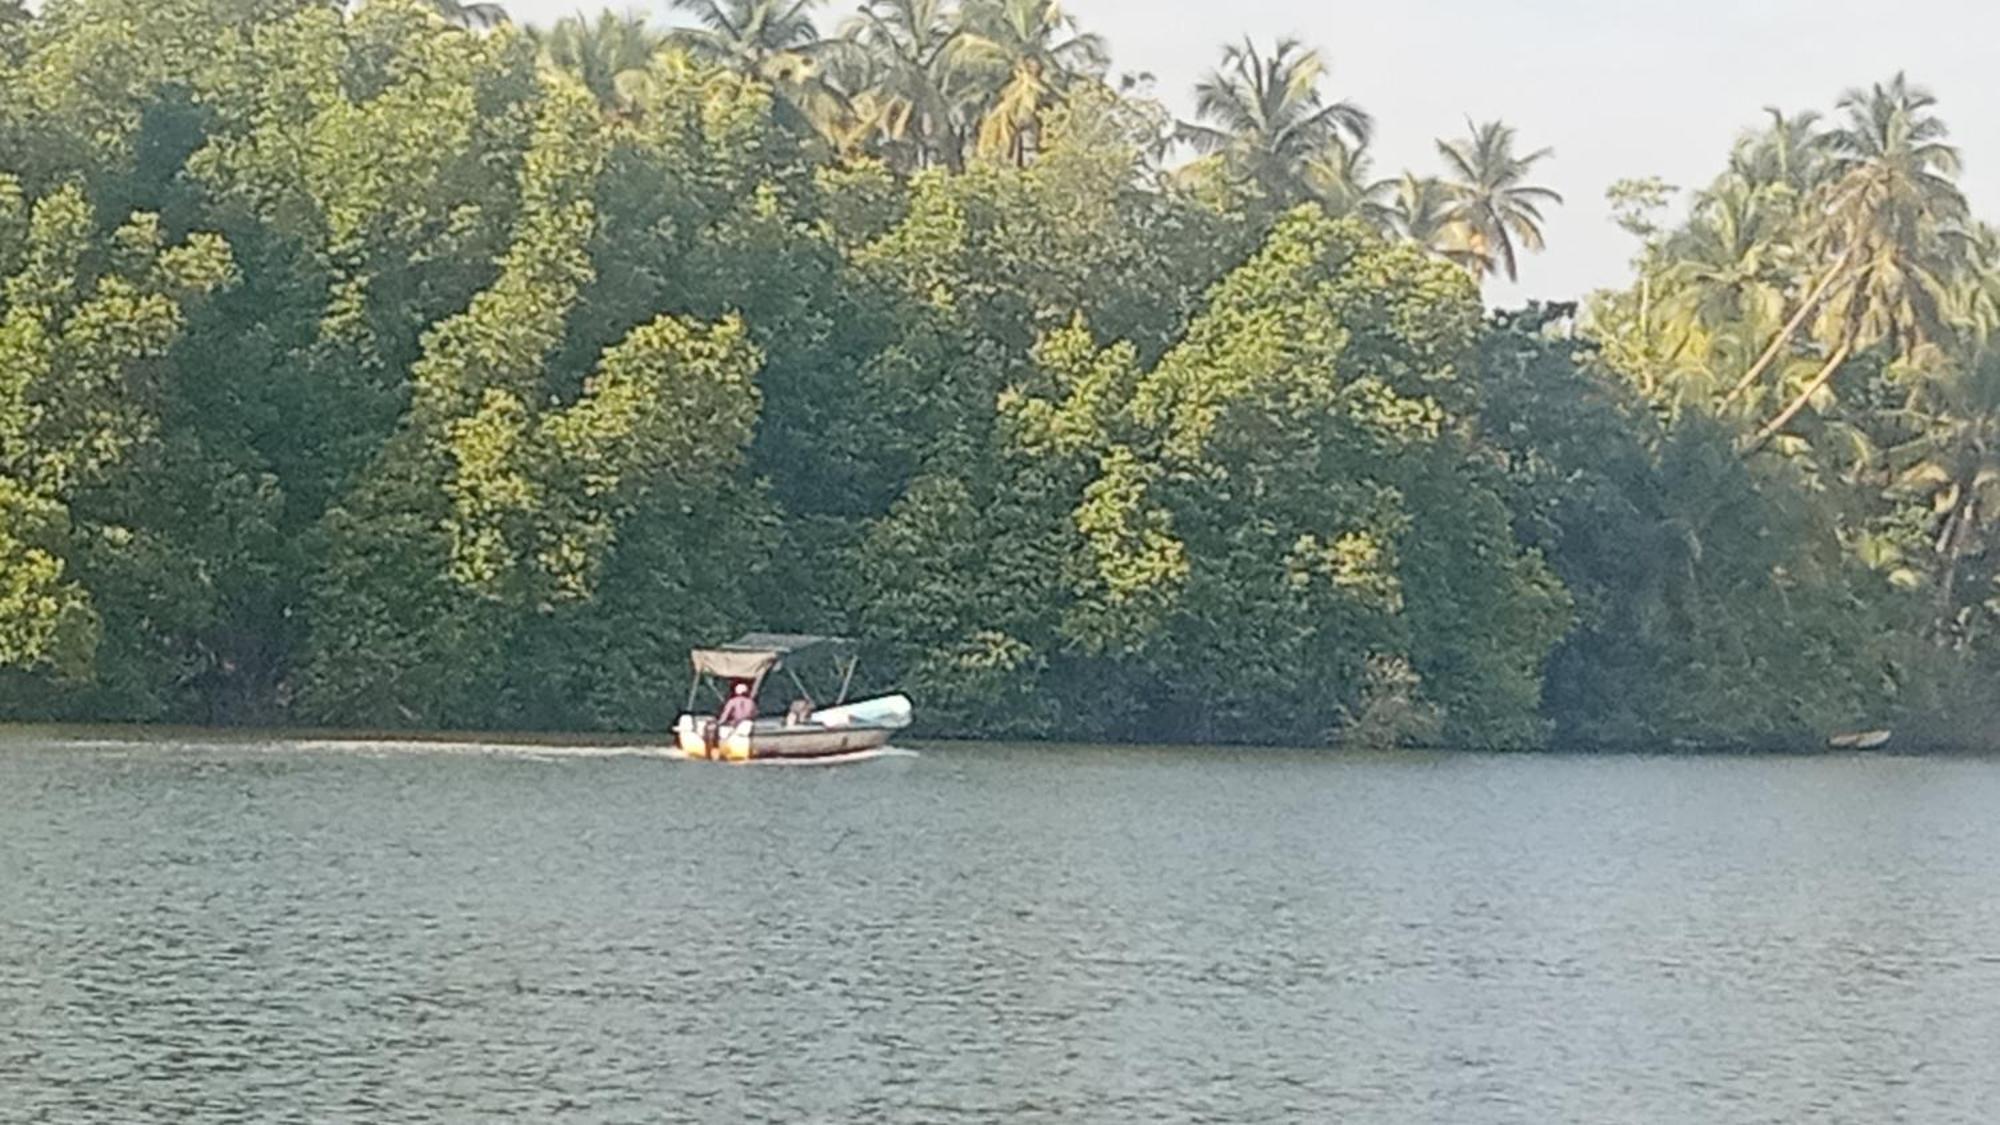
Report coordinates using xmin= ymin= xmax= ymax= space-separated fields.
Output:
xmin=785 ymin=665 xmax=813 ymax=704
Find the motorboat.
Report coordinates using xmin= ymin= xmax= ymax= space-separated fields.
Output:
xmin=672 ymin=633 xmax=912 ymax=762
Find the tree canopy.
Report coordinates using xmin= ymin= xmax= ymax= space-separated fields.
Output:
xmin=1 ymin=0 xmax=1994 ymax=748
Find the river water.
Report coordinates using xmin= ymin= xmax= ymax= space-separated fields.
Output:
xmin=4 ymin=732 xmax=2000 ymax=1123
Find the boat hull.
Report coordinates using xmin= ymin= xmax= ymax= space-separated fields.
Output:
xmin=664 ymin=744 xmax=899 ymax=766
xmin=674 ymin=720 xmax=895 ymax=762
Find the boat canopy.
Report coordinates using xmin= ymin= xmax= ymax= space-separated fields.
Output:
xmin=689 ymin=633 xmax=853 ymax=680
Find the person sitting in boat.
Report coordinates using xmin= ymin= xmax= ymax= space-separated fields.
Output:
xmin=785 ymin=695 xmax=814 ymax=727
xmin=717 ymin=681 xmax=758 ymax=731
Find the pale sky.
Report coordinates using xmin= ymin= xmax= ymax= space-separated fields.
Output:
xmin=507 ymin=0 xmax=2000 ymax=304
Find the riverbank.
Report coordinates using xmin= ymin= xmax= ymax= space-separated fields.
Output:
xmin=7 ymin=723 xmax=1998 ymax=757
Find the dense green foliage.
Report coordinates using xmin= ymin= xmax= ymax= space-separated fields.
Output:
xmin=1 ymin=0 xmax=1994 ymax=747
xmin=1589 ymin=77 xmax=2000 ymax=745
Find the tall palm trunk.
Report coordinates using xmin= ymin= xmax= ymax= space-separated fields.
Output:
xmin=1720 ymin=244 xmax=1857 ymax=409
xmin=1741 ymin=331 xmax=1855 ymax=455
xmin=1933 ymin=475 xmax=1979 ymax=641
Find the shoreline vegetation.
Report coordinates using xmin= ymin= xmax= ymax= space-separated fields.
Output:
xmin=3 ymin=0 xmax=1998 ymax=751
xmin=4 ymin=723 xmax=1992 ymax=757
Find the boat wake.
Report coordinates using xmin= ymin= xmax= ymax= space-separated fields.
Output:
xmin=20 ymin=733 xmax=918 ymax=764
xmin=300 ymin=738 xmax=666 ymax=761
xmin=28 ymin=734 xmax=666 ymax=760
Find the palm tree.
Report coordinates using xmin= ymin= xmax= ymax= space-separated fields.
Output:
xmin=806 ymin=49 xmax=897 ymax=161
xmin=1302 ymin=139 xmax=1393 ymax=229
xmin=1645 ymin=181 xmax=1803 ymax=405
xmin=669 ymin=0 xmax=823 ymax=83
xmin=1819 ymin=73 xmax=1967 ymax=347
xmin=671 ymin=0 xmax=851 ymax=141
xmin=1824 ymin=76 xmax=1966 ymax=225
xmin=1176 ymin=37 xmax=1372 ymax=206
xmin=427 ymin=0 xmax=509 ymax=30
xmin=1744 ymin=74 xmax=1969 ymax=452
xmin=1884 ymin=260 xmax=2000 ymax=631
xmin=956 ymin=0 xmax=1107 ymax=166
xmin=1730 ymin=107 xmax=1831 ymax=197
xmin=1387 ymin=173 xmax=1485 ymax=273
xmin=1435 ymin=119 xmax=1561 ymax=283
xmin=838 ymin=0 xmax=974 ymax=169
xmin=1708 ymin=109 xmax=1839 ymax=407
xmin=531 ymin=10 xmax=666 ymax=115
xmin=1658 ymin=176 xmax=1790 ymax=346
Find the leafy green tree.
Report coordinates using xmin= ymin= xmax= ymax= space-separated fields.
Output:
xmin=297 ymin=80 xmax=611 ymax=723
xmin=6 ymin=0 xmax=1999 ymax=748
xmin=0 ymin=0 xmax=28 ymax=59
xmin=1478 ymin=314 xmax=1902 ymax=746
xmin=996 ymin=209 xmax=1566 ymax=745
xmin=855 ymin=468 xmax=1070 ymax=734
xmin=0 ymin=180 xmax=234 ymax=680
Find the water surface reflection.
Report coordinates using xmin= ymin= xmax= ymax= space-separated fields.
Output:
xmin=4 ymin=734 xmax=1998 ymax=1122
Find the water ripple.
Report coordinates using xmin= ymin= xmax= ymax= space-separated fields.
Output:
xmin=4 ymin=738 xmax=2000 ymax=1121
